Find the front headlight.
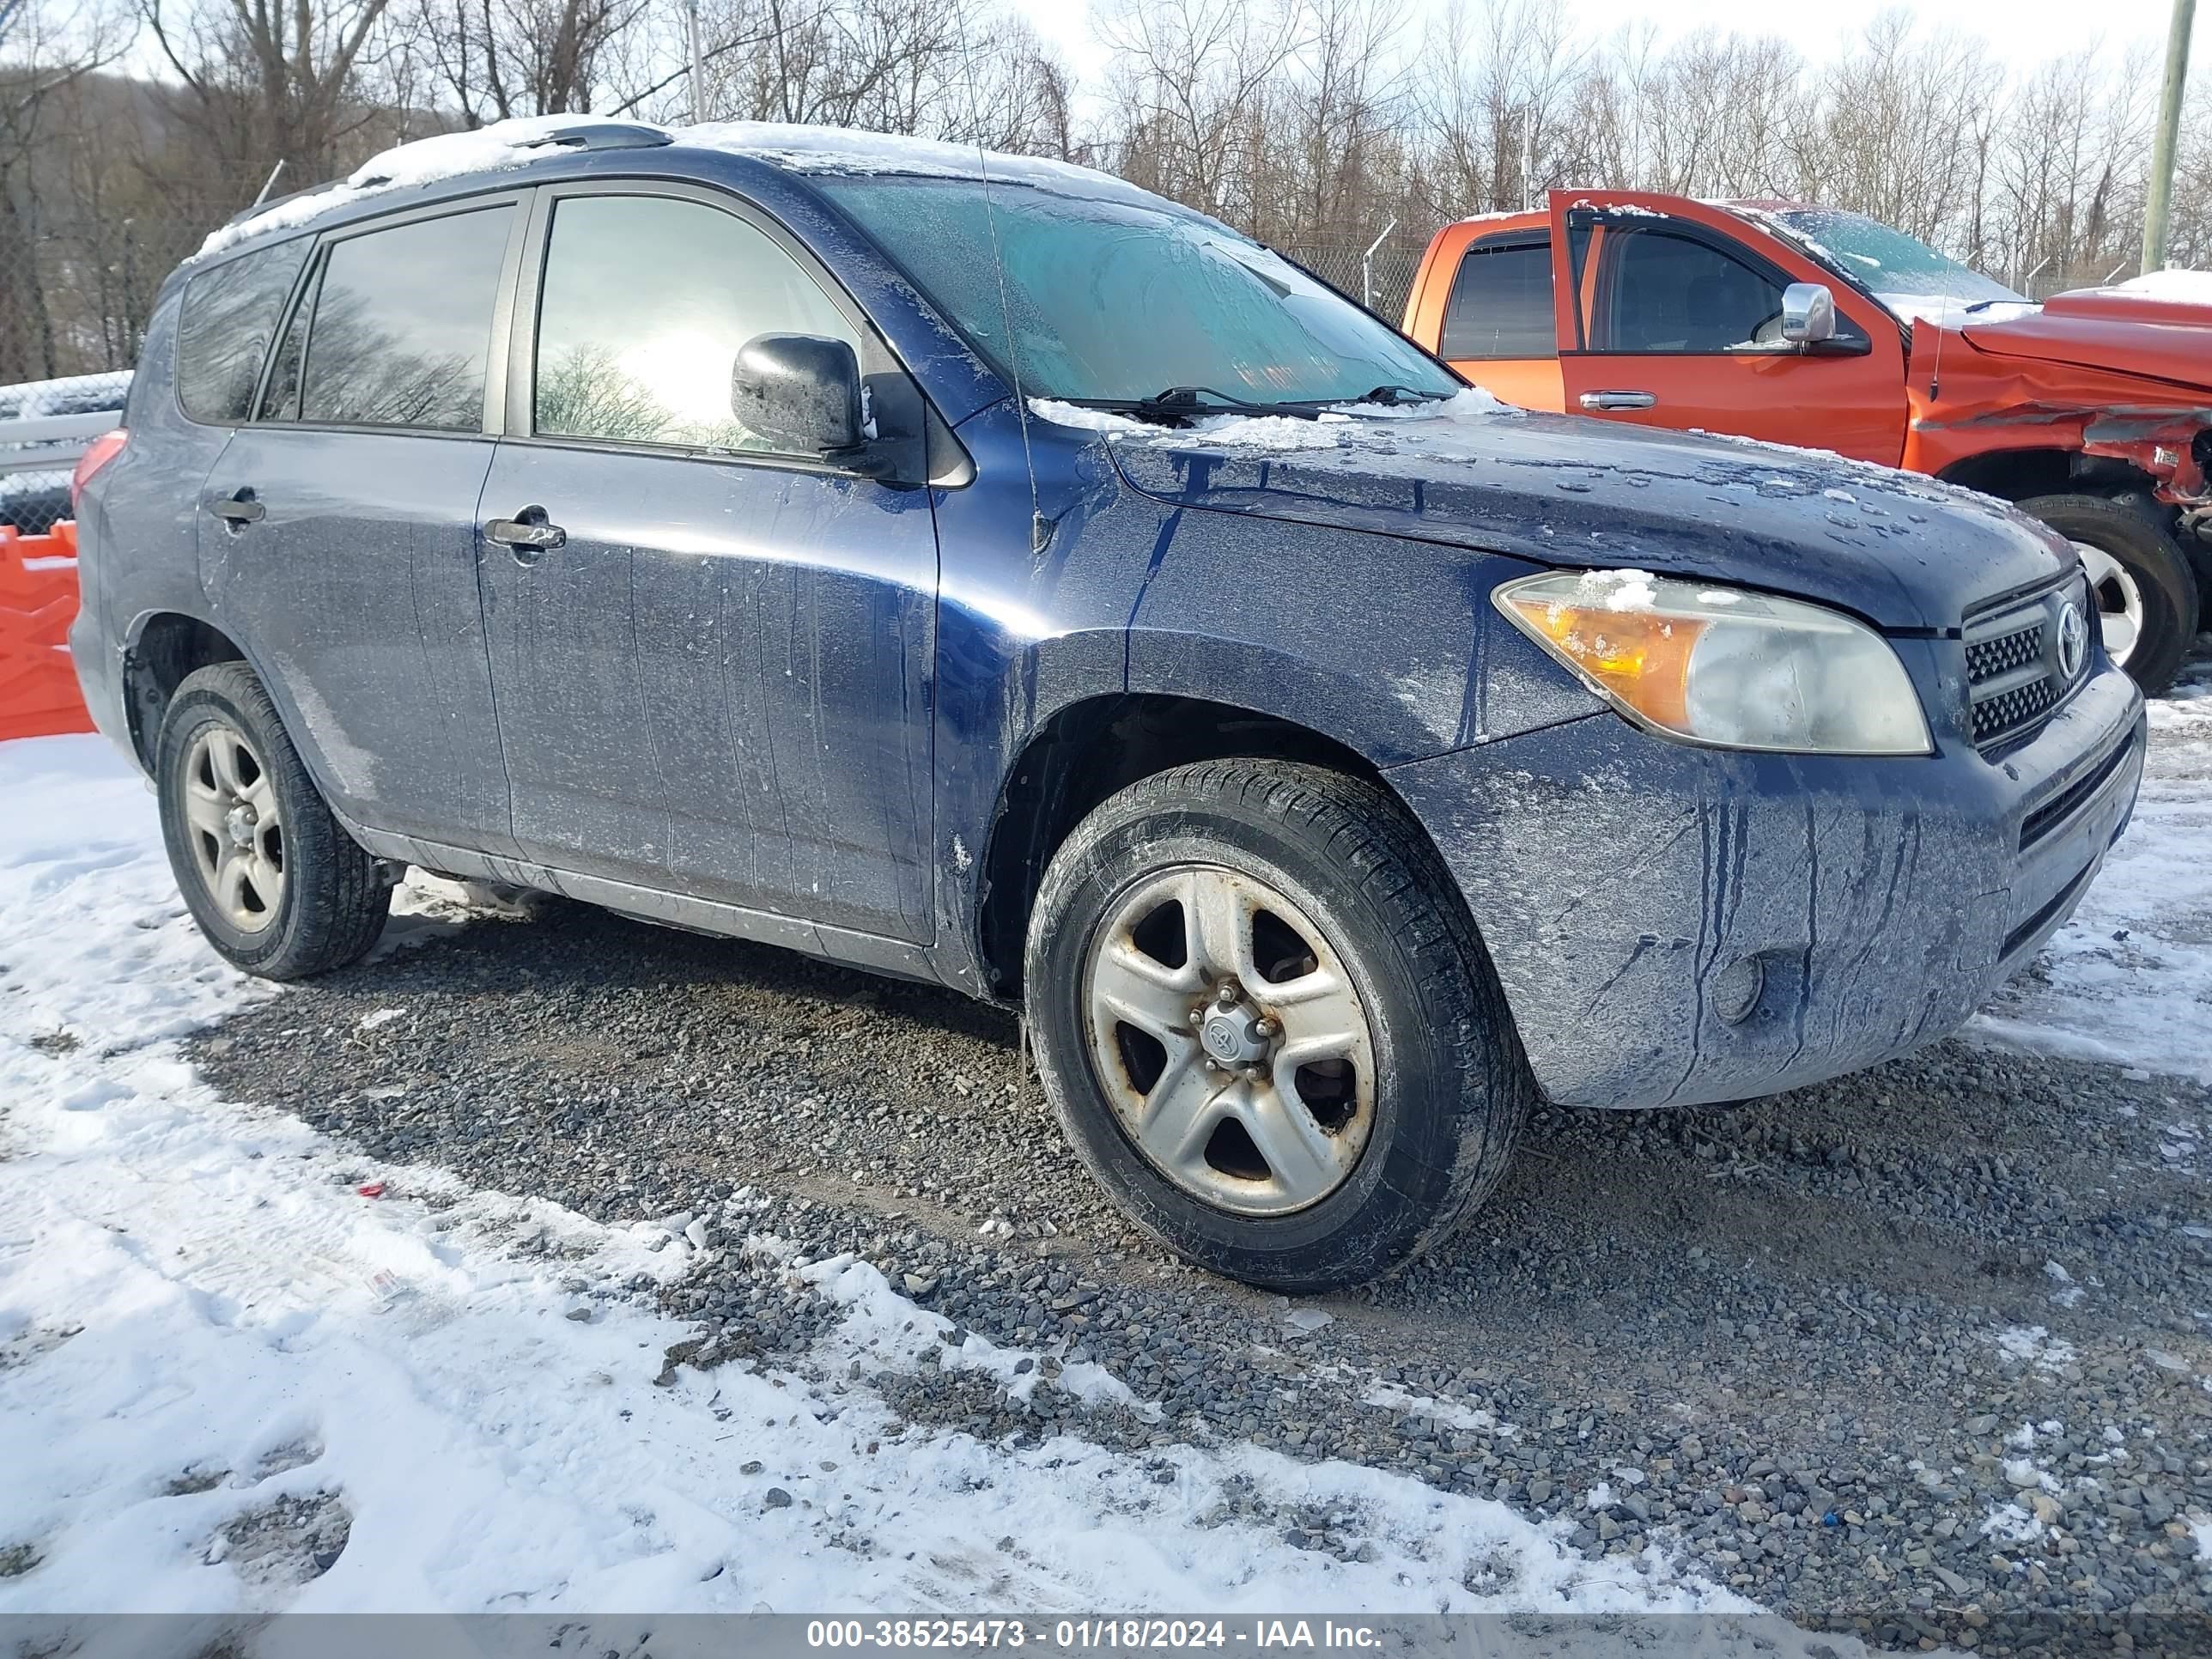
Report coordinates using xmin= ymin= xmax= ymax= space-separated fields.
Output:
xmin=1494 ymin=569 xmax=1932 ymax=756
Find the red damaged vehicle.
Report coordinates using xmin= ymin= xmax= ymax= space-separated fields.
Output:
xmin=1403 ymin=190 xmax=2212 ymax=692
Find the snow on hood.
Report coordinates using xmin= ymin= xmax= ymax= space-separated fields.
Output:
xmin=1030 ymin=388 xmax=1519 ymax=453
xmin=1034 ymin=390 xmax=2065 ymax=632
xmin=2120 ymin=268 xmax=2212 ymax=304
xmin=1876 ymin=293 xmax=2041 ymax=327
xmin=198 ymin=113 xmax=660 ymax=258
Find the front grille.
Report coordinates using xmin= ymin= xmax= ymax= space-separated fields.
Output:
xmin=1972 ymin=673 xmax=2063 ymax=744
xmin=1964 ymin=577 xmax=2088 ymax=750
xmin=1966 ymin=619 xmax=2045 ymax=683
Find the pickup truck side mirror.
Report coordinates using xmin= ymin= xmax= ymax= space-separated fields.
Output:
xmin=731 ymin=332 xmax=869 ymax=456
xmin=1780 ymin=283 xmax=1838 ymax=347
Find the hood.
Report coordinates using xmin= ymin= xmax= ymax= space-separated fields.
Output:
xmin=1060 ymin=394 xmax=2068 ymax=631
xmin=1960 ymin=287 xmax=2212 ymax=392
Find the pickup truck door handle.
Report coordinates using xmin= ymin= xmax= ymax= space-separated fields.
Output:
xmin=484 ymin=507 xmax=567 ymax=563
xmin=1579 ymin=390 xmax=1658 ymax=411
xmin=207 ymin=490 xmax=264 ymax=526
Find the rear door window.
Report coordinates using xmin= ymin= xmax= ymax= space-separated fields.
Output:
xmin=1439 ymin=240 xmax=1554 ymax=359
xmin=175 ymin=240 xmax=311 ymax=423
xmin=530 ymin=193 xmax=858 ymax=453
xmin=296 ymin=206 xmax=514 ymax=430
xmin=1592 ymin=227 xmax=1786 ymax=353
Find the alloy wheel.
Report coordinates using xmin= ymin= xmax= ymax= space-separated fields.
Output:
xmin=2074 ymin=539 xmax=2144 ymax=669
xmin=180 ymin=722 xmax=286 ymax=933
xmin=1081 ymin=864 xmax=1376 ymax=1216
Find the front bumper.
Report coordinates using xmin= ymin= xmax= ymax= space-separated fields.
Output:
xmin=1388 ymin=663 xmax=2145 ymax=1109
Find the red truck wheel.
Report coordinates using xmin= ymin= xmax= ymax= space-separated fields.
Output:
xmin=2018 ymin=494 xmax=2197 ymax=696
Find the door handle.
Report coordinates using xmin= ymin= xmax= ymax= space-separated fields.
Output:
xmin=207 ymin=490 xmax=264 ymax=526
xmin=485 ymin=506 xmax=567 ymax=563
xmin=1579 ymin=390 xmax=1658 ymax=411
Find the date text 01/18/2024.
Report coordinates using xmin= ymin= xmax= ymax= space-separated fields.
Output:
xmin=803 ymin=1620 xmax=1384 ymax=1649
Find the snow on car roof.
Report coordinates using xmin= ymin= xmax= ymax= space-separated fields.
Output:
xmin=197 ymin=114 xmax=1167 ymax=261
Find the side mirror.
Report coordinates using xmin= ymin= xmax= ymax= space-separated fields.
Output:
xmin=1780 ymin=283 xmax=1838 ymax=346
xmin=731 ymin=333 xmax=867 ymax=455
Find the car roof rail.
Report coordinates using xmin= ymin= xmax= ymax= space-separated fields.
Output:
xmin=512 ymin=122 xmax=673 ymax=154
xmin=219 ymin=122 xmax=675 ymax=234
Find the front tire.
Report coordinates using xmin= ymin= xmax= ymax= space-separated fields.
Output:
xmin=155 ymin=662 xmax=391 ymax=980
xmin=1024 ymin=760 xmax=1533 ymax=1292
xmin=2019 ymin=492 xmax=2197 ymax=695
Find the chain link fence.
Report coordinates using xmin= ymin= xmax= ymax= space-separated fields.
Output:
xmin=1283 ymin=245 xmax=1423 ymax=323
xmin=0 ymin=371 xmax=133 ymax=534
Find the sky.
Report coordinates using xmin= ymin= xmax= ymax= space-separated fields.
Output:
xmin=1009 ymin=0 xmax=2185 ymax=88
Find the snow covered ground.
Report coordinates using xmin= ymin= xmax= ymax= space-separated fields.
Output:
xmin=0 ymin=736 xmax=1875 ymax=1644
xmin=1972 ymin=665 xmax=2212 ymax=1080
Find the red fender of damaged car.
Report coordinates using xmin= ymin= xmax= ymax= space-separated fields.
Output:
xmin=1905 ymin=294 xmax=2212 ymax=505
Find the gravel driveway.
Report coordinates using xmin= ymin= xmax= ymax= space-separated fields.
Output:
xmin=185 ymin=885 xmax=2212 ymax=1656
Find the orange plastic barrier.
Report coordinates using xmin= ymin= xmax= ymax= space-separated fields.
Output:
xmin=0 ymin=520 xmax=94 ymax=742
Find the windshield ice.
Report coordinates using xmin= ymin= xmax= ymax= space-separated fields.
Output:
xmin=1770 ymin=209 xmax=2025 ymax=311
xmin=816 ymin=176 xmax=1459 ymax=407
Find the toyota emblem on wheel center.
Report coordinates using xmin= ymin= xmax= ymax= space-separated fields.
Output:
xmin=2057 ymin=598 xmax=2089 ymax=681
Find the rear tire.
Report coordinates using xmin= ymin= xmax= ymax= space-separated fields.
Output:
xmin=1023 ymin=759 xmax=1533 ymax=1292
xmin=155 ymin=662 xmax=391 ymax=981
xmin=2019 ymin=492 xmax=2197 ymax=695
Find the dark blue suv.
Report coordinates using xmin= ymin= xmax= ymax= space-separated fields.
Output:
xmin=68 ymin=118 xmax=2146 ymax=1290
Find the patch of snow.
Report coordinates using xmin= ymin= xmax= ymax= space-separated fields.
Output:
xmin=1994 ymin=1325 xmax=2076 ymax=1374
xmin=1875 ymin=293 xmax=2040 ymax=327
xmin=1575 ymin=567 xmax=1660 ymax=611
xmin=3 ymin=738 xmax=1810 ymax=1625
xmin=1979 ymin=1502 xmax=2045 ymax=1543
xmin=1972 ymin=670 xmax=2212 ymax=1084
xmin=1026 ymin=388 xmax=1519 ymax=462
xmin=199 ymin=115 xmax=659 ymax=258
xmin=356 ymin=1007 xmax=407 ymax=1031
xmin=2119 ymin=269 xmax=2212 ymax=305
xmin=689 ymin=122 xmax=1152 ymax=205
xmin=1359 ymin=1381 xmax=1515 ymax=1437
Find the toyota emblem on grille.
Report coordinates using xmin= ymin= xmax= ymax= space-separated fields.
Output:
xmin=2056 ymin=599 xmax=2088 ymax=681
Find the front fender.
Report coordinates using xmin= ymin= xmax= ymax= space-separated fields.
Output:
xmin=1127 ymin=507 xmax=1600 ymax=762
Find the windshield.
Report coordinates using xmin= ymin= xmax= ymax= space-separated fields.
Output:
xmin=815 ymin=176 xmax=1460 ymax=407
xmin=1770 ymin=209 xmax=2025 ymax=310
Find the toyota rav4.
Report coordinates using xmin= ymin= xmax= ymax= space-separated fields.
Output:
xmin=69 ymin=118 xmax=2145 ymax=1290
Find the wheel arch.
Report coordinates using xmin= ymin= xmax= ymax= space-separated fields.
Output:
xmin=121 ymin=609 xmax=250 ymax=772
xmin=975 ymin=690 xmax=1430 ymax=1001
xmin=1936 ymin=445 xmax=2160 ymax=505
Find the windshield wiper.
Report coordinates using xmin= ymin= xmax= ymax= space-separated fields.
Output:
xmin=1334 ymin=384 xmax=1450 ymax=408
xmin=1066 ymin=386 xmax=1321 ymax=423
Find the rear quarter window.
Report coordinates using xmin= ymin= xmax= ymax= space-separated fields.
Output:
xmin=1439 ymin=240 xmax=1554 ymax=359
xmin=174 ymin=240 xmax=311 ymax=423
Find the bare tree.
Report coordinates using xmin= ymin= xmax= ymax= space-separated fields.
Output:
xmin=142 ymin=0 xmax=403 ymax=185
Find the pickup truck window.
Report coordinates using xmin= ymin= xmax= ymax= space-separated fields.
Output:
xmin=1594 ymin=227 xmax=1785 ymax=353
xmin=817 ymin=177 xmax=1458 ymax=408
xmin=1440 ymin=240 xmax=1553 ymax=360
xmin=1769 ymin=209 xmax=2022 ymax=313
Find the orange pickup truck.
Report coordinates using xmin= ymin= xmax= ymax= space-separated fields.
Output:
xmin=1402 ymin=190 xmax=2212 ymax=692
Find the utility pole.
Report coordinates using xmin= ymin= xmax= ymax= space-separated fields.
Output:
xmin=686 ymin=0 xmax=708 ymax=125
xmin=2142 ymin=0 xmax=2197 ymax=274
